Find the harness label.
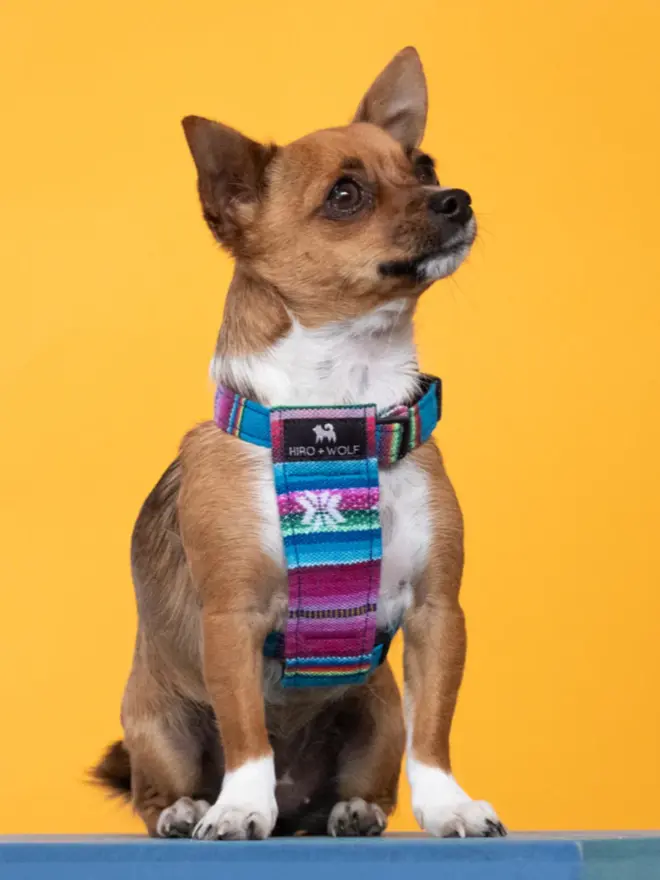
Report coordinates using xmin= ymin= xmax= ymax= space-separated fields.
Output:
xmin=283 ymin=416 xmax=367 ymax=462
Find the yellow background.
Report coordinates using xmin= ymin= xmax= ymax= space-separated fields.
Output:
xmin=1 ymin=0 xmax=659 ymax=834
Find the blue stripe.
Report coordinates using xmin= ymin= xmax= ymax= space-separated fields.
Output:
xmin=238 ymin=408 xmax=272 ymax=446
xmin=282 ymin=672 xmax=371 ymax=687
xmin=285 ymin=653 xmax=373 ymax=668
xmin=228 ymin=396 xmax=239 ymax=432
xmin=273 ymin=472 xmax=378 ymax=493
xmin=241 ymin=397 xmax=270 ymax=417
xmin=272 ymin=459 xmax=378 ymax=479
xmin=418 ymin=384 xmax=439 ymax=443
xmin=284 ymin=534 xmax=382 ymax=568
xmin=283 ymin=529 xmax=378 ymax=547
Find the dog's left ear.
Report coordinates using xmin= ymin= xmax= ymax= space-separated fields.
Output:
xmin=352 ymin=47 xmax=428 ymax=150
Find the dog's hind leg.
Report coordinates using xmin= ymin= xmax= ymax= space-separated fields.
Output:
xmin=108 ymin=458 xmax=223 ymax=837
xmin=327 ymin=662 xmax=405 ymax=836
xmin=121 ymin=670 xmax=220 ymax=838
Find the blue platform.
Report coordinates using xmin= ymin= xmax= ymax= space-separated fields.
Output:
xmin=1 ymin=834 xmax=659 ymax=880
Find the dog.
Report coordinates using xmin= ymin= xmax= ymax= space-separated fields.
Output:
xmin=93 ymin=47 xmax=505 ymax=842
xmin=313 ymin=423 xmax=337 ymax=444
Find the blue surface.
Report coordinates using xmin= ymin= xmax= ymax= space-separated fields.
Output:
xmin=1 ymin=834 xmax=658 ymax=880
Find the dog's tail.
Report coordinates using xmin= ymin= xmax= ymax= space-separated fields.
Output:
xmin=90 ymin=740 xmax=132 ymax=801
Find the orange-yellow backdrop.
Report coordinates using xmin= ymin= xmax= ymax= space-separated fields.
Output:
xmin=1 ymin=0 xmax=659 ymax=834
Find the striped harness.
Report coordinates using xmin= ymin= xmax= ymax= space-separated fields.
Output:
xmin=214 ymin=375 xmax=441 ymax=687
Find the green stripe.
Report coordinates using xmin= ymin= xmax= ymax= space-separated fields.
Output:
xmin=390 ymin=423 xmax=403 ymax=463
xmin=280 ymin=508 xmax=380 ymax=538
xmin=409 ymin=411 xmax=417 ymax=449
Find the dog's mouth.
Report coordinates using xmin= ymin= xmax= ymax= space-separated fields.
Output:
xmin=379 ymin=219 xmax=477 ymax=283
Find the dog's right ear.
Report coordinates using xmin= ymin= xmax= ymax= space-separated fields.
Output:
xmin=182 ymin=116 xmax=276 ymax=250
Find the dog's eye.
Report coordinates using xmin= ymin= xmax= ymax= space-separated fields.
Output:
xmin=325 ymin=178 xmax=364 ymax=218
xmin=414 ymin=161 xmax=438 ymax=187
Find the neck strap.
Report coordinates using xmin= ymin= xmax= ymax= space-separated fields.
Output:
xmin=213 ymin=374 xmax=442 ymax=466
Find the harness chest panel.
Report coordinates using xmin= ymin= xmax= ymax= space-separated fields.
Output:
xmin=213 ymin=374 xmax=442 ymax=688
xmin=270 ymin=405 xmax=381 ymax=687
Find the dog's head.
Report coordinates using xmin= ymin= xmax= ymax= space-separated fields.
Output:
xmin=183 ymin=48 xmax=475 ymax=325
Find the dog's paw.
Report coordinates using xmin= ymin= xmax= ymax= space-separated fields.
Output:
xmin=192 ymin=803 xmax=275 ymax=840
xmin=416 ymin=799 xmax=506 ymax=838
xmin=157 ymin=797 xmax=210 ymax=838
xmin=409 ymin=760 xmax=506 ymax=838
xmin=328 ymin=798 xmax=387 ymax=837
xmin=192 ymin=755 xmax=278 ymax=841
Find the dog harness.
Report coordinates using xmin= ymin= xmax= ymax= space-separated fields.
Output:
xmin=214 ymin=375 xmax=442 ymax=687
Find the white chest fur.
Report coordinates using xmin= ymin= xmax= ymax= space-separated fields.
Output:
xmin=215 ymin=300 xmax=432 ymax=629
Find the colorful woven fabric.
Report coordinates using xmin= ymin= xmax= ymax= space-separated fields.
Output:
xmin=214 ymin=374 xmax=441 ymax=463
xmin=270 ymin=404 xmax=381 ymax=687
xmin=213 ymin=375 xmax=442 ymax=688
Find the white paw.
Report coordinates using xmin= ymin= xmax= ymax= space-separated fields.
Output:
xmin=408 ymin=759 xmax=506 ymax=838
xmin=157 ymin=797 xmax=210 ymax=838
xmin=328 ymin=798 xmax=387 ymax=837
xmin=193 ymin=802 xmax=276 ymax=840
xmin=415 ymin=798 xmax=506 ymax=838
xmin=192 ymin=756 xmax=277 ymax=841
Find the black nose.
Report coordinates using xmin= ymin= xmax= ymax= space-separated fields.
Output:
xmin=428 ymin=188 xmax=472 ymax=224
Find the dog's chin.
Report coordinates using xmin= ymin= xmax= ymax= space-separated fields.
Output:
xmin=415 ymin=243 xmax=471 ymax=281
xmin=379 ymin=222 xmax=476 ymax=284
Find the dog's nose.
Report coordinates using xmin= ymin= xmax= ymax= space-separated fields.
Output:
xmin=428 ymin=188 xmax=473 ymax=224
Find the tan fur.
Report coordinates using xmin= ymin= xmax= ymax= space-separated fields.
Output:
xmin=178 ymin=424 xmax=283 ymax=770
xmin=94 ymin=47 xmax=480 ymax=838
xmin=215 ymin=269 xmax=292 ymax=361
xmin=334 ymin=664 xmax=405 ymax=813
xmin=109 ymin=425 xmax=408 ymax=835
xmin=403 ymin=441 xmax=466 ymax=770
xmin=245 ymin=123 xmax=435 ymax=328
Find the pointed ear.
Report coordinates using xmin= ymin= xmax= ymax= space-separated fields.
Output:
xmin=352 ymin=47 xmax=428 ymax=150
xmin=181 ymin=116 xmax=276 ymax=249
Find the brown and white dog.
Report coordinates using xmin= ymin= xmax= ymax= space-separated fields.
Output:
xmin=94 ymin=47 xmax=505 ymax=841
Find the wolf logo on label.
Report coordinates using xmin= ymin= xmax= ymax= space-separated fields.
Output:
xmin=313 ymin=423 xmax=337 ymax=444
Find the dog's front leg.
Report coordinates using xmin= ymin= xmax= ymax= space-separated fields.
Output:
xmin=404 ymin=589 xmax=506 ymax=838
xmin=402 ymin=453 xmax=507 ymax=840
xmin=192 ymin=604 xmax=277 ymax=840
xmin=178 ymin=429 xmax=280 ymax=840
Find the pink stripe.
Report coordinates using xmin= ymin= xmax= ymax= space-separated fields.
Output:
xmin=214 ymin=392 xmax=236 ymax=428
xmin=365 ymin=410 xmax=377 ymax=457
xmin=284 ymin=562 xmax=378 ymax=604
xmin=277 ymin=406 xmax=368 ymax=420
xmin=277 ymin=487 xmax=380 ymax=517
xmin=270 ymin=414 xmax=284 ymax=461
xmin=288 ymin=619 xmax=378 ymax=661
xmin=293 ymin=615 xmax=376 ymax=638
xmin=292 ymin=591 xmax=375 ymax=610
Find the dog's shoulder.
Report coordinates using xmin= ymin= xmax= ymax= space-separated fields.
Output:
xmin=178 ymin=420 xmax=271 ymax=533
xmin=410 ymin=438 xmax=463 ymax=535
xmin=409 ymin=437 xmax=449 ymax=481
xmin=180 ymin=420 xmax=261 ymax=477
